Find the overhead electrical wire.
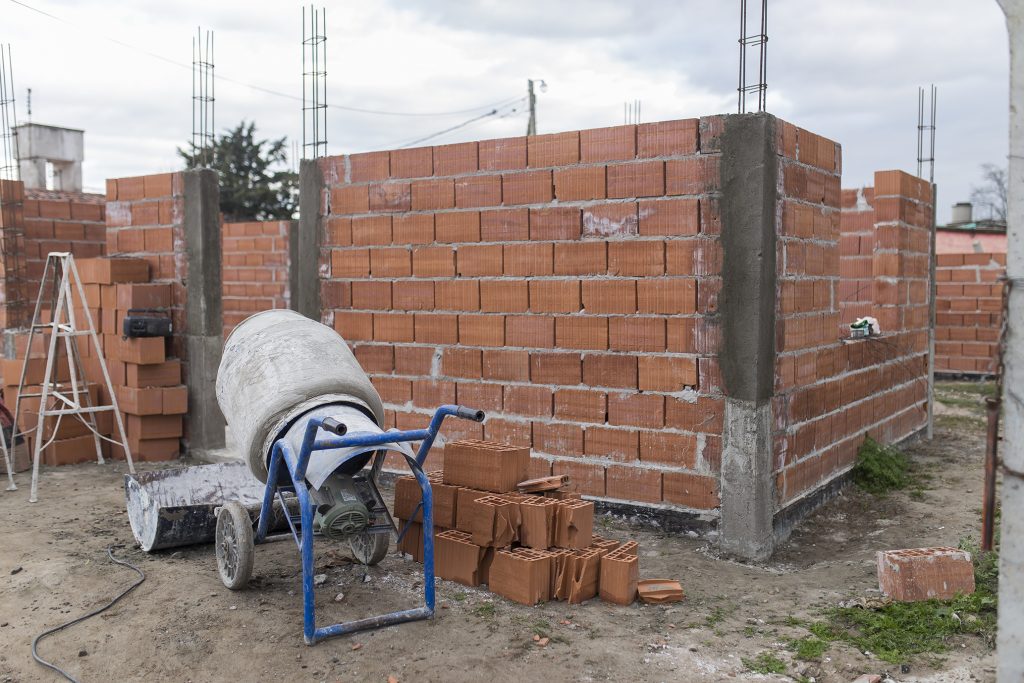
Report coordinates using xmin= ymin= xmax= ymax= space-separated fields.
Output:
xmin=386 ymin=97 xmax=527 ymax=150
xmin=7 ymin=0 xmax=517 ymax=118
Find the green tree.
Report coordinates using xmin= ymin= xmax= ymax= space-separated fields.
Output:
xmin=178 ymin=121 xmax=297 ymax=221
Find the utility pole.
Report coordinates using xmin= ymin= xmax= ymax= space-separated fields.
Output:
xmin=526 ymin=78 xmax=546 ymax=136
xmin=527 ymin=79 xmax=537 ymax=136
xmin=995 ymin=2 xmax=1023 ymax=680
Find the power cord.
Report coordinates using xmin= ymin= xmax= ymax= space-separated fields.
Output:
xmin=31 ymin=545 xmax=146 ymax=682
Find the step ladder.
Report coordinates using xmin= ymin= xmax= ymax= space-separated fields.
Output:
xmin=4 ymin=252 xmax=134 ymax=502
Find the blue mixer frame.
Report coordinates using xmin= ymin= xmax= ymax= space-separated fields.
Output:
xmin=253 ymin=404 xmax=485 ymax=645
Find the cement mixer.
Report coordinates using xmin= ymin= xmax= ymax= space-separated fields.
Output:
xmin=127 ymin=310 xmax=484 ymax=644
xmin=217 ymin=310 xmax=484 ymax=643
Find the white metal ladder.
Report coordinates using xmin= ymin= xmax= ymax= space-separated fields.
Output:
xmin=3 ymin=252 xmax=134 ymax=502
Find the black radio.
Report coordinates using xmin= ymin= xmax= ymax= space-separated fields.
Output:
xmin=122 ymin=309 xmax=173 ymax=338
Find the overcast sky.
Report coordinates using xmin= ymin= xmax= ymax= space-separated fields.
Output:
xmin=3 ymin=0 xmax=1010 ymax=223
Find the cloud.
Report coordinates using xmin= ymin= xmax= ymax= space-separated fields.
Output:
xmin=3 ymin=0 xmax=1009 ymax=221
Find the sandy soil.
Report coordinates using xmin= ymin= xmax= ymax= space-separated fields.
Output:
xmin=0 ymin=391 xmax=998 ymax=683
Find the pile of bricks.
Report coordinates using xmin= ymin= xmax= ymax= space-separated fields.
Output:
xmin=0 ymin=331 xmax=103 ymax=467
xmin=77 ymin=257 xmax=187 ymax=461
xmin=394 ymin=439 xmax=640 ymax=606
xmin=0 ymin=256 xmax=188 ymax=465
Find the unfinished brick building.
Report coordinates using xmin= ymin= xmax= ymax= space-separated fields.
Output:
xmin=0 ymin=111 xmax=961 ymax=559
xmin=292 ymin=112 xmax=934 ymax=559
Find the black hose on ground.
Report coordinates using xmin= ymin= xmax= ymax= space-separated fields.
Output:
xmin=31 ymin=545 xmax=146 ymax=682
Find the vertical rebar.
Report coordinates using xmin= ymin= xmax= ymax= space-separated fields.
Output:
xmin=302 ymin=5 xmax=327 ymax=159
xmin=737 ymin=0 xmax=768 ymax=113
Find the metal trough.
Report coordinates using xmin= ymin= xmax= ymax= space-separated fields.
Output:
xmin=125 ymin=462 xmax=291 ymax=552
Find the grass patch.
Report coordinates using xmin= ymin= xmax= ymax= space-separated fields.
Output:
xmin=473 ymin=602 xmax=496 ymax=618
xmin=936 ymin=380 xmax=996 ymax=398
xmin=805 ymin=541 xmax=999 ymax=664
xmin=935 ymin=413 xmax=987 ymax=432
xmin=789 ymin=636 xmax=828 ymax=661
xmin=853 ymin=436 xmax=910 ymax=495
xmin=741 ymin=651 xmax=786 ymax=675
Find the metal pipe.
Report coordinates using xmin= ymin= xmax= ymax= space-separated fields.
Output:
xmin=984 ymin=396 xmax=1001 ymax=551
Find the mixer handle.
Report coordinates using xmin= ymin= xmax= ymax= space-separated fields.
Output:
xmin=455 ymin=406 xmax=485 ymax=422
xmin=320 ymin=417 xmax=348 ymax=436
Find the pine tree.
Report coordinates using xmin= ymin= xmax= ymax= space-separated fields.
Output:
xmin=178 ymin=121 xmax=297 ymax=221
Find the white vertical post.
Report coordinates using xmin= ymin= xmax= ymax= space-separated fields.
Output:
xmin=996 ymin=1 xmax=1024 ymax=680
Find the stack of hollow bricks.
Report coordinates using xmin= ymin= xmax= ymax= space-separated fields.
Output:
xmin=319 ymin=119 xmax=724 ymax=511
xmin=778 ymin=162 xmax=932 ymax=504
xmin=393 ymin=439 xmax=640 ymax=606
xmin=222 ymin=220 xmax=291 ymax=338
xmin=934 ymin=253 xmax=1005 ymax=375
xmin=99 ymin=172 xmax=192 ymax=457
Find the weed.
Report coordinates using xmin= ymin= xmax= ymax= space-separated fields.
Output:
xmin=853 ymin=436 xmax=910 ymax=495
xmin=741 ymin=651 xmax=787 ymax=675
xmin=473 ymin=602 xmax=496 ymax=618
xmin=788 ymin=636 xmax=828 ymax=661
xmin=705 ymin=604 xmax=734 ymax=627
xmin=452 ymin=591 xmax=467 ymax=602
xmin=743 ymin=625 xmax=756 ymax=637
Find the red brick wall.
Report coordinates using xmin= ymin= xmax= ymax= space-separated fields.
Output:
xmin=935 ymin=253 xmax=1004 ymax=375
xmin=317 ymin=119 xmax=724 ymax=511
xmin=104 ymin=173 xmax=186 ymax=356
xmin=222 ymin=220 xmax=291 ymax=338
xmin=838 ymin=186 xmax=874 ymax=326
xmin=774 ymin=165 xmax=931 ymax=506
xmin=23 ymin=189 xmax=107 ymax=304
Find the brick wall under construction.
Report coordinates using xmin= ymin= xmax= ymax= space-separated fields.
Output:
xmin=312 ymin=115 xmax=932 ymax=523
xmin=222 ymin=220 xmax=291 ymax=338
xmin=316 ymin=118 xmax=723 ymax=512
xmin=935 ymin=253 xmax=1005 ymax=375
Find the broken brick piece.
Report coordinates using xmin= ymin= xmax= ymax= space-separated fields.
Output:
xmin=442 ymin=439 xmax=530 ymax=492
xmin=519 ymin=496 xmax=559 ymax=549
xmin=470 ymin=495 xmax=521 ymax=548
xmin=599 ymin=543 xmax=639 ymax=605
xmin=637 ymin=579 xmax=685 ymax=604
xmin=436 ymin=530 xmax=484 ymax=587
xmin=876 ymin=547 xmax=975 ymax=602
xmin=554 ymin=499 xmax=594 ymax=549
xmin=546 ymin=548 xmax=575 ymax=599
xmin=488 ymin=547 xmax=553 ymax=605
xmin=555 ymin=547 xmax=602 ymax=604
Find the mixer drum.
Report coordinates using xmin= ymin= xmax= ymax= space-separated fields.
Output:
xmin=216 ymin=310 xmax=385 ymax=482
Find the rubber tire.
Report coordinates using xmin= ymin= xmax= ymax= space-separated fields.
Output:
xmin=216 ymin=501 xmax=254 ymax=590
xmin=349 ymin=531 xmax=389 ymax=566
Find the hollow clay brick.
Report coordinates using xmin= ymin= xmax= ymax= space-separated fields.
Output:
xmin=436 ymin=530 xmax=484 ymax=587
xmin=470 ymin=495 xmax=521 ymax=548
xmin=488 ymin=547 xmax=552 ymax=605
xmin=442 ymin=439 xmax=530 ymax=492
xmin=876 ymin=547 xmax=975 ymax=602
xmin=547 ymin=548 xmax=575 ymax=598
xmin=455 ymin=487 xmax=489 ymax=533
xmin=518 ymin=496 xmax=558 ymax=549
xmin=589 ymin=535 xmax=622 ymax=556
xmin=556 ymin=547 xmax=601 ymax=604
xmin=599 ymin=542 xmax=639 ymax=605
xmin=554 ymin=499 xmax=594 ymax=549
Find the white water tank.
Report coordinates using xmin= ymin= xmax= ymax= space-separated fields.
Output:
xmin=952 ymin=202 xmax=973 ymax=224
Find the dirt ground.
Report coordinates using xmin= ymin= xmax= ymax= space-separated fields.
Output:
xmin=0 ymin=382 xmax=999 ymax=682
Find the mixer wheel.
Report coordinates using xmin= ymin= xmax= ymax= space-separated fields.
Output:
xmin=349 ymin=531 xmax=389 ymax=566
xmin=216 ymin=501 xmax=254 ymax=590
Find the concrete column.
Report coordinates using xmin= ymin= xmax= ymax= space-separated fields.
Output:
xmin=182 ymin=169 xmax=226 ymax=452
xmin=292 ymin=159 xmax=324 ymax=321
xmin=996 ymin=2 xmax=1024 ymax=679
xmin=717 ymin=113 xmax=779 ymax=561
